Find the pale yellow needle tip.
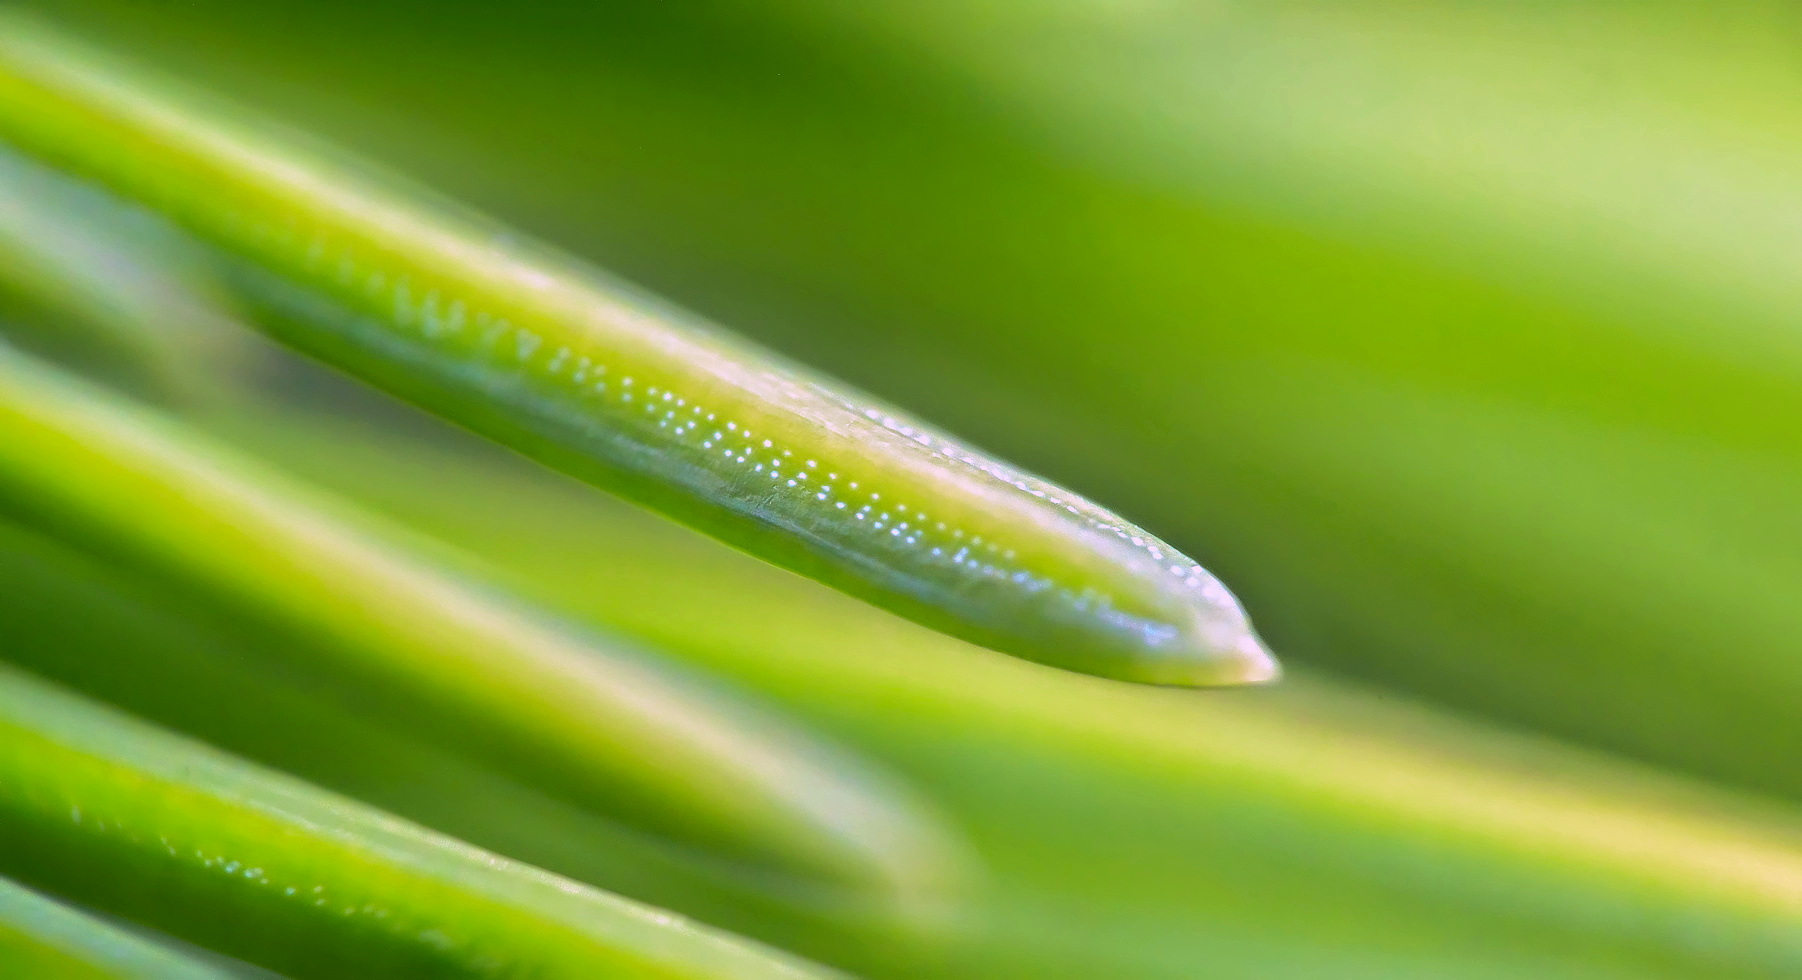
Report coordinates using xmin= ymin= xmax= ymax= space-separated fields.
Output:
xmin=1124 ymin=623 xmax=1281 ymax=688
xmin=1231 ymin=632 xmax=1283 ymax=685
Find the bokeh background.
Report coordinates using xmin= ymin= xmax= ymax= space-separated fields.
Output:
xmin=7 ymin=2 xmax=1802 ymax=977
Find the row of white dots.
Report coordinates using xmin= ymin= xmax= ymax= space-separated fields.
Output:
xmin=280 ymin=223 xmax=1151 ymax=611
xmin=855 ymin=404 xmax=1214 ymax=586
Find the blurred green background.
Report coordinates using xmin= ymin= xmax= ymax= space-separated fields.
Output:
xmin=7 ymin=1 xmax=1802 ymax=977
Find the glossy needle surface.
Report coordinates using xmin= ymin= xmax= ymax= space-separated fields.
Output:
xmin=0 ymin=15 xmax=1276 ymax=686
xmin=0 ymin=345 xmax=955 ymax=899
